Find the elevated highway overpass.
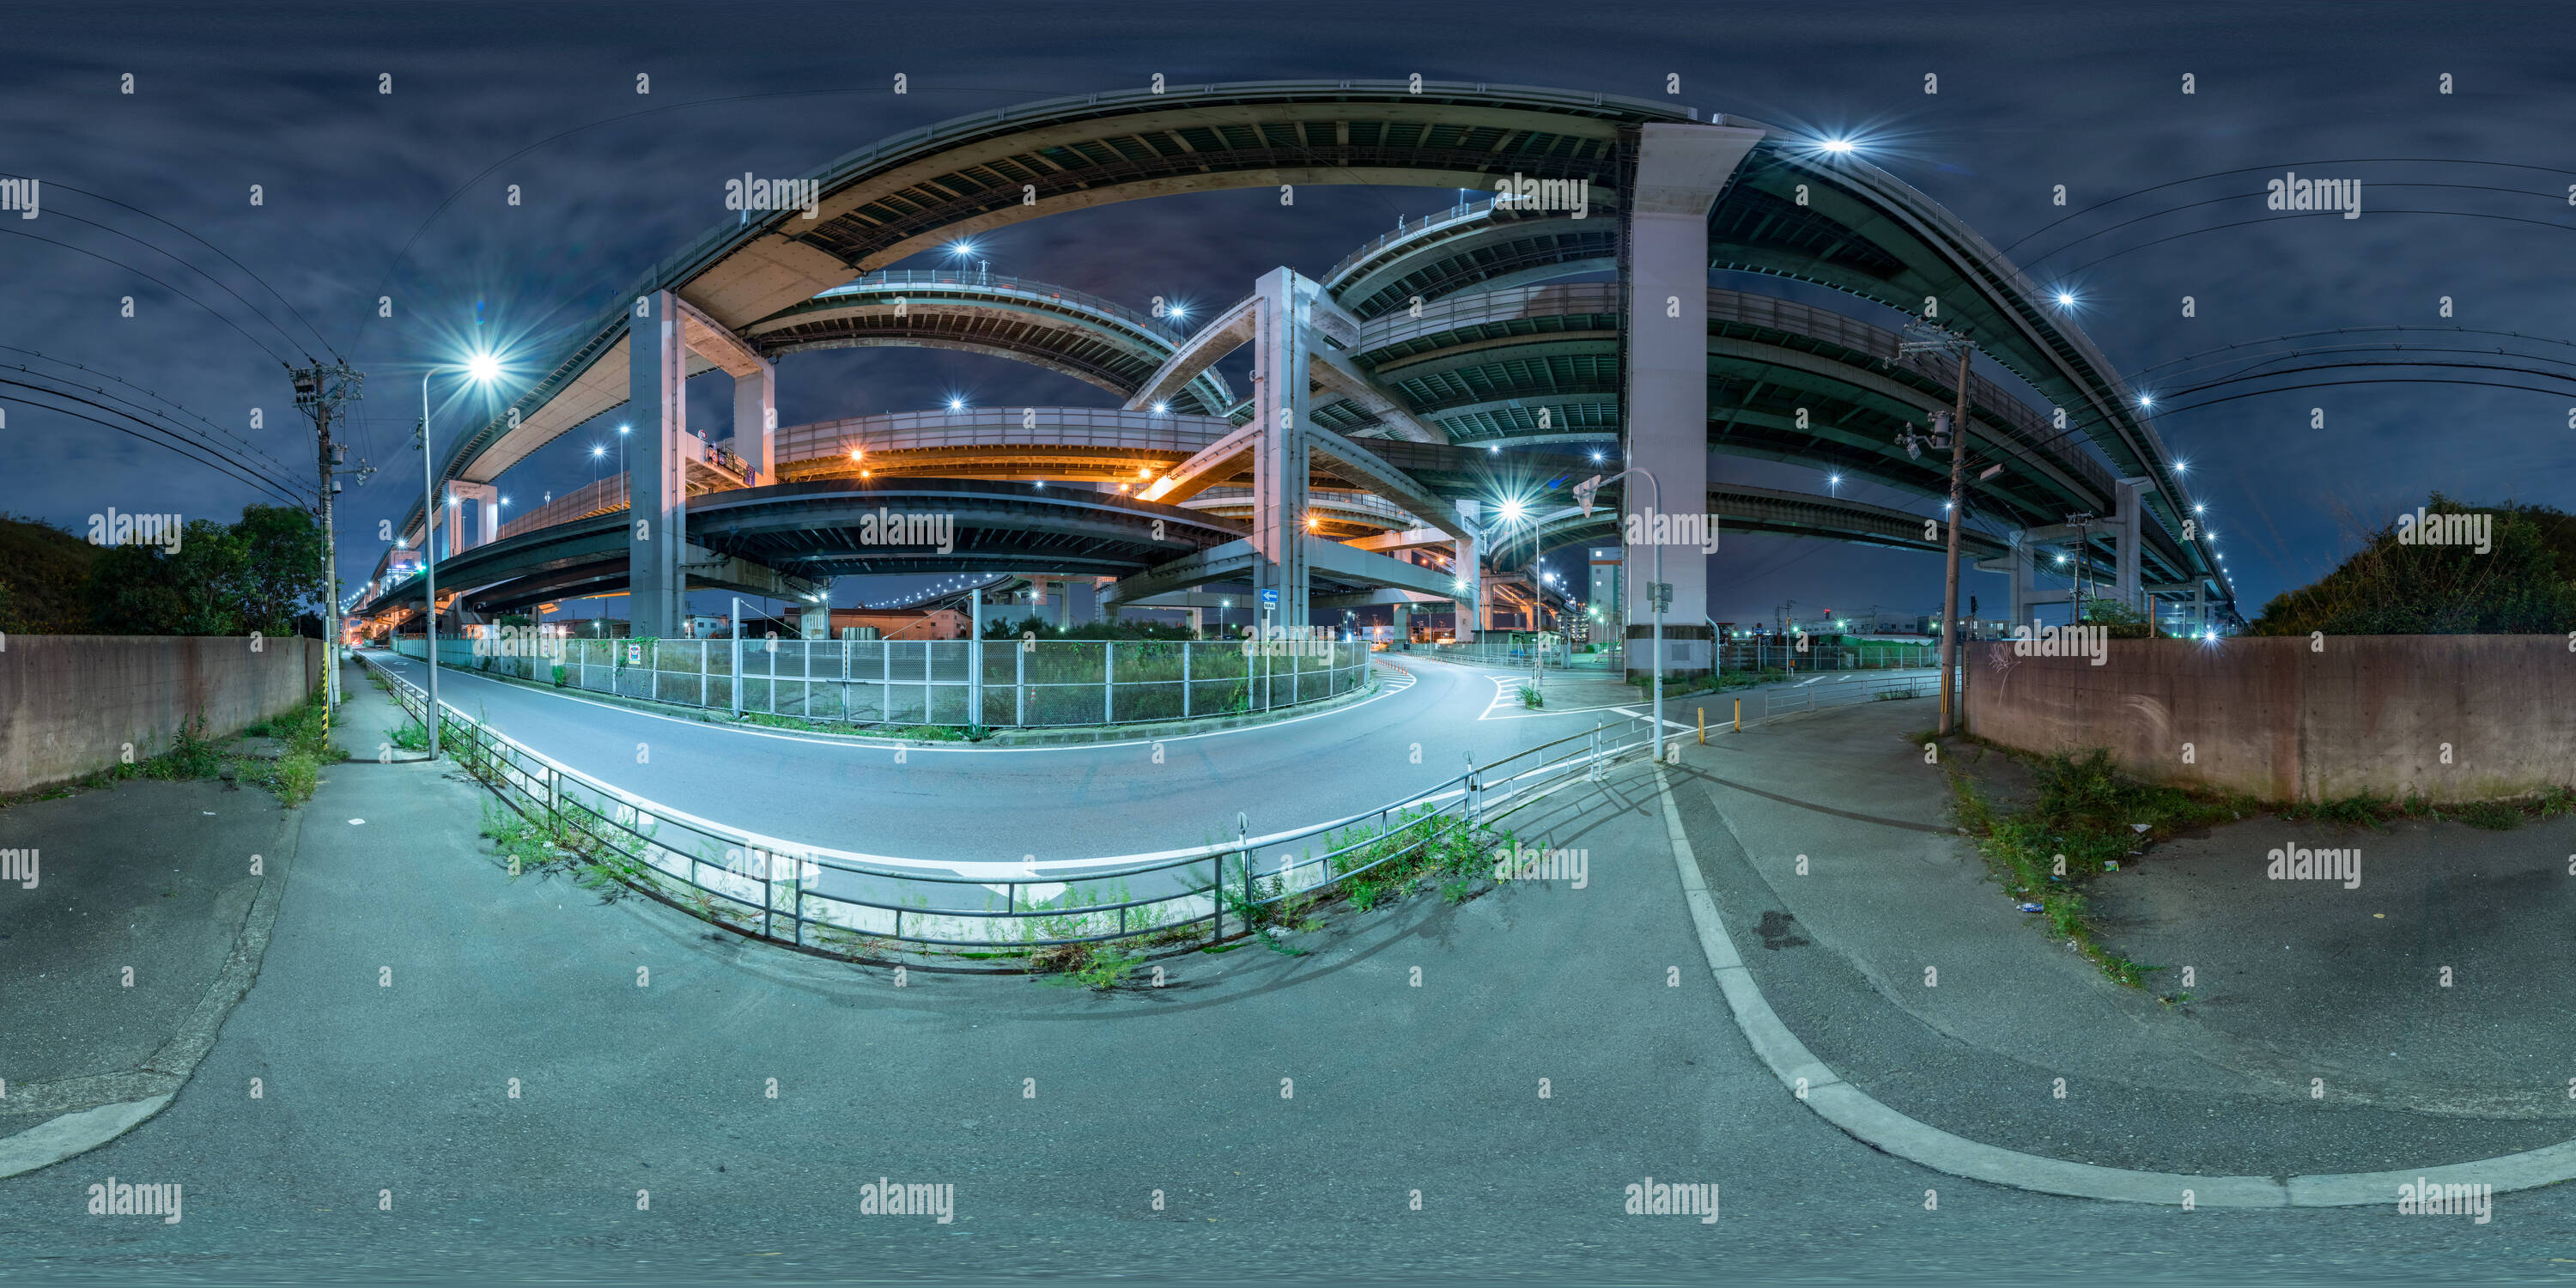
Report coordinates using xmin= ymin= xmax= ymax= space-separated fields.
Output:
xmin=374 ymin=78 xmax=2234 ymax=655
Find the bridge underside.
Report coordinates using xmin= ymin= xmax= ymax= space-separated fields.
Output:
xmin=371 ymin=79 xmax=2233 ymax=639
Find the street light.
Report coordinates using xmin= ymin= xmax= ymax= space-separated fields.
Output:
xmin=1573 ymin=465 xmax=1670 ymax=761
xmin=419 ymin=349 xmax=506 ymax=760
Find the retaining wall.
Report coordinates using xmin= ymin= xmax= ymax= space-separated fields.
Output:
xmin=1964 ymin=636 xmax=2576 ymax=802
xmin=0 ymin=635 xmax=324 ymax=793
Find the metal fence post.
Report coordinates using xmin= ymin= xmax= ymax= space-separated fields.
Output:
xmin=1182 ymin=641 xmax=1191 ymax=718
xmin=1015 ymin=640 xmax=1026 ymax=726
xmin=1103 ymin=640 xmax=1114 ymax=724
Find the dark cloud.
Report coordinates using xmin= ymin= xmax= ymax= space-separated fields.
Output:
xmin=5 ymin=1 xmax=2567 ymax=623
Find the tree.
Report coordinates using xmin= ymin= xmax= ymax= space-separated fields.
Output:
xmin=2251 ymin=494 xmax=2576 ymax=635
xmin=83 ymin=506 xmax=325 ymax=637
xmin=0 ymin=514 xmax=101 ymax=633
xmin=232 ymin=505 xmax=325 ymax=636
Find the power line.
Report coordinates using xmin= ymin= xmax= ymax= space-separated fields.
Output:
xmin=0 ymin=224 xmax=301 ymax=367
xmin=1 ymin=377 xmax=306 ymax=507
xmin=0 ymin=170 xmax=340 ymax=362
xmin=0 ymin=345 xmax=305 ymax=479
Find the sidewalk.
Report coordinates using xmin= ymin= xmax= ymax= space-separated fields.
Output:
xmin=1664 ymin=694 xmax=2574 ymax=1176
xmin=0 ymin=730 xmax=306 ymax=1174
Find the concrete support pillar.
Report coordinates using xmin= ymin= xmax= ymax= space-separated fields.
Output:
xmin=1188 ymin=606 xmax=1204 ymax=638
xmin=2010 ymin=538 xmax=2036 ymax=623
xmin=1393 ymin=602 xmax=1411 ymax=649
xmin=628 ymin=289 xmax=690 ymax=637
xmin=732 ymin=360 xmax=775 ymax=484
xmin=1623 ymin=121 xmax=1761 ymax=678
xmin=1249 ymin=266 xmax=1314 ymax=634
xmin=799 ymin=580 xmax=831 ymax=640
xmin=1452 ymin=499 xmax=1480 ymax=641
xmin=443 ymin=481 xmax=500 ymax=555
xmin=2114 ymin=477 xmax=2145 ymax=610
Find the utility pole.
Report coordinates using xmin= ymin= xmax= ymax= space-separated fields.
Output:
xmin=290 ymin=362 xmax=368 ymax=714
xmin=1900 ymin=319 xmax=1975 ymax=736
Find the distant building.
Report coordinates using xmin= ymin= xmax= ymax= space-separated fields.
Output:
xmin=829 ymin=608 xmax=970 ymax=641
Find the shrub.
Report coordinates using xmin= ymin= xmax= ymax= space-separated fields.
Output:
xmin=2251 ymin=494 xmax=2576 ymax=635
xmin=270 ymin=750 xmax=320 ymax=806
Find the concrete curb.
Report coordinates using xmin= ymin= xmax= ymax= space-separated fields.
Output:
xmin=0 ymin=1097 xmax=176 ymax=1180
xmin=1651 ymin=762 xmax=2576 ymax=1208
xmin=0 ymin=783 xmax=301 ymax=1176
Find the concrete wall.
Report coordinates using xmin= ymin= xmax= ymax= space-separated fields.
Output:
xmin=0 ymin=635 xmax=324 ymax=794
xmin=1965 ymin=636 xmax=2576 ymax=803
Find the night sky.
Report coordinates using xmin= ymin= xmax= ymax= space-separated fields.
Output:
xmin=7 ymin=2 xmax=2570 ymax=626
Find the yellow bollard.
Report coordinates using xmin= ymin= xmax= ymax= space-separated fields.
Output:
xmin=1698 ymin=707 xmax=1705 ymax=744
xmin=1734 ymin=698 xmax=1741 ymax=732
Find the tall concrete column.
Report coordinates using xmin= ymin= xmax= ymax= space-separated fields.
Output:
xmin=1452 ymin=499 xmax=1480 ymax=641
xmin=1623 ymin=121 xmax=1763 ymax=678
xmin=628 ymin=289 xmax=690 ymax=637
xmin=733 ymin=360 xmax=775 ymax=484
xmin=2014 ymin=540 xmax=2037 ymax=623
xmin=2113 ymin=478 xmax=2145 ymax=610
xmin=445 ymin=482 xmax=500 ymax=554
xmin=1249 ymin=267 xmax=1313 ymax=633
xmin=1393 ymin=602 xmax=1411 ymax=649
xmin=799 ymin=579 xmax=831 ymax=640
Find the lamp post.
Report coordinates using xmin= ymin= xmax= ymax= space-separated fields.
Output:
xmin=416 ymin=352 xmax=504 ymax=760
xmin=1574 ymin=467 xmax=1667 ymax=761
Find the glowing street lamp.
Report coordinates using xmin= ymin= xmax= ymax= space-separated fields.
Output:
xmin=417 ymin=349 xmax=507 ymax=759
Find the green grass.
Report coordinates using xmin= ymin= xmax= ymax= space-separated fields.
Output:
xmin=2445 ymin=799 xmax=2525 ymax=831
xmin=1518 ymin=683 xmax=1544 ymax=709
xmin=1937 ymin=744 xmax=2247 ymax=990
xmin=268 ymin=750 xmax=322 ymax=806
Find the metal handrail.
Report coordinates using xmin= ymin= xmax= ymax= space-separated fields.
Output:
xmin=360 ymin=650 xmax=1654 ymax=957
xmin=817 ymin=270 xmax=1187 ymax=341
xmin=1323 ymin=199 xmax=1494 ymax=286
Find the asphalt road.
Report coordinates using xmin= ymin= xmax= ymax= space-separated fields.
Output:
xmin=363 ymin=649 xmax=1658 ymax=865
xmin=4 ymin=667 xmax=2563 ymax=1284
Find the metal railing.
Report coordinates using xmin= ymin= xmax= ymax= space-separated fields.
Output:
xmin=1676 ymin=668 xmax=1947 ymax=730
xmin=1324 ymin=199 xmax=1493 ymax=286
xmin=391 ymin=635 xmax=1374 ymax=729
xmin=359 ymin=651 xmax=1654 ymax=957
xmin=1719 ymin=641 xmax=1939 ymax=673
xmin=814 ymin=270 xmax=1187 ymax=341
